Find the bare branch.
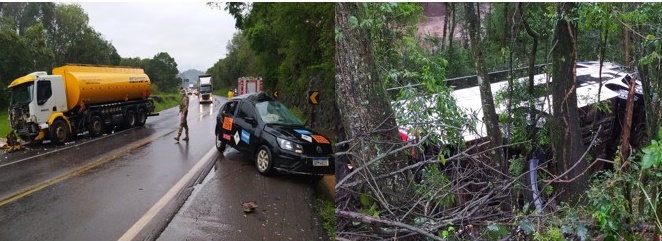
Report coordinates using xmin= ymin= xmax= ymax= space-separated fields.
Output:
xmin=337 ymin=210 xmax=446 ymax=241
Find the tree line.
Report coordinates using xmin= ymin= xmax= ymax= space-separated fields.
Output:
xmin=0 ymin=3 xmax=181 ymax=109
xmin=209 ymin=2 xmax=336 ymax=139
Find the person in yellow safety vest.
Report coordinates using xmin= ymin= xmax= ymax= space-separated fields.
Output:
xmin=228 ymin=89 xmax=234 ymax=98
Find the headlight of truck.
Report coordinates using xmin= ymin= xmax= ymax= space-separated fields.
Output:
xmin=277 ymin=137 xmax=303 ymax=153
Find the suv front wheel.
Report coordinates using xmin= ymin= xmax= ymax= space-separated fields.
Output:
xmin=255 ymin=146 xmax=275 ymax=176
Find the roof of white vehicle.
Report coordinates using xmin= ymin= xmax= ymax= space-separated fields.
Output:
xmin=398 ymin=61 xmax=635 ymax=142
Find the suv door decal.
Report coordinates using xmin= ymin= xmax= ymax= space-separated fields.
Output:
xmin=234 ymin=131 xmax=240 ymax=145
xmin=223 ymin=117 xmax=233 ymax=130
xmin=240 ymin=129 xmax=250 ymax=144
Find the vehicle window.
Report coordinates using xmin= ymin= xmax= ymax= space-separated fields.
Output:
xmin=237 ymin=102 xmax=255 ymax=119
xmin=36 ymin=80 xmax=52 ymax=105
xmin=9 ymin=83 xmax=34 ymax=106
xmin=255 ymin=101 xmax=304 ymax=125
xmin=222 ymin=101 xmax=238 ymax=116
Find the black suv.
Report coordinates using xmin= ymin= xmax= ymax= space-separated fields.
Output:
xmin=215 ymin=92 xmax=335 ymax=178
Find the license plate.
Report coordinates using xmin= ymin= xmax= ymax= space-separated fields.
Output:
xmin=312 ymin=158 xmax=329 ymax=166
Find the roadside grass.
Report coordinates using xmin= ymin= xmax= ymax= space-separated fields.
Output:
xmin=318 ymin=197 xmax=335 ymax=240
xmin=0 ymin=110 xmax=9 ymax=138
xmin=314 ymin=175 xmax=336 ymax=241
xmin=152 ymin=94 xmax=180 ymax=112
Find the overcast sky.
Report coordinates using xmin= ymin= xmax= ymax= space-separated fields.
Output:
xmin=76 ymin=2 xmax=237 ymax=73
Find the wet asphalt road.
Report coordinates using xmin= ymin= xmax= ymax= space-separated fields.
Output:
xmin=0 ymin=95 xmax=330 ymax=241
xmin=157 ymin=148 xmax=328 ymax=241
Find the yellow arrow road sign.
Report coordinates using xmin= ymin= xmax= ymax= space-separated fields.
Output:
xmin=308 ymin=91 xmax=319 ymax=105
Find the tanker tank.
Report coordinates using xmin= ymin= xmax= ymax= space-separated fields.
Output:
xmin=53 ymin=65 xmax=152 ymax=110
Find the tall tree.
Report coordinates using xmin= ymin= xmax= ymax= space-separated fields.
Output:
xmin=335 ymin=2 xmax=407 ymax=199
xmin=464 ymin=2 xmax=506 ymax=174
xmin=146 ymin=52 xmax=179 ymax=92
xmin=550 ymin=2 xmax=586 ymax=201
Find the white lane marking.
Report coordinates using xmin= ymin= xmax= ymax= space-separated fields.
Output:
xmin=118 ymin=146 xmax=216 ymax=241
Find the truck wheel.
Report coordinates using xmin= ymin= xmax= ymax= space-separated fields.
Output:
xmin=135 ymin=108 xmax=147 ymax=126
xmin=255 ymin=146 xmax=275 ymax=176
xmin=215 ymin=132 xmax=226 ymax=152
xmin=124 ymin=110 xmax=136 ymax=127
xmin=88 ymin=115 xmax=104 ymax=137
xmin=50 ymin=119 xmax=70 ymax=145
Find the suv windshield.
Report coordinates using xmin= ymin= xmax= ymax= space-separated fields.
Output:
xmin=9 ymin=83 xmax=34 ymax=107
xmin=255 ymin=101 xmax=304 ymax=126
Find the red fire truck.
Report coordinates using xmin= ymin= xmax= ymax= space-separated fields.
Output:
xmin=237 ymin=77 xmax=263 ymax=95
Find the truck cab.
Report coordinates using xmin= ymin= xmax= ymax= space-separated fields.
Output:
xmin=198 ymin=74 xmax=213 ymax=104
xmin=8 ymin=72 xmax=68 ymax=142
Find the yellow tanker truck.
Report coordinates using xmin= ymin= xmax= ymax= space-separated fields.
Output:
xmin=7 ymin=65 xmax=157 ymax=145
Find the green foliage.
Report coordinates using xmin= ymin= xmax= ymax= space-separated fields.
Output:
xmin=641 ymin=128 xmax=662 ymax=169
xmin=151 ymin=94 xmax=180 ymax=113
xmin=509 ymin=155 xmax=525 ymax=177
xmin=485 ymin=223 xmax=508 ymax=240
xmin=317 ymin=198 xmax=335 ymax=240
xmin=353 ymin=3 xmax=423 ymax=88
xmin=443 ymin=46 xmax=475 ymax=78
xmin=494 ymin=77 xmax=551 ymax=151
xmin=359 ymin=193 xmax=380 ymax=218
xmin=0 ymin=110 xmax=10 ymax=138
xmin=414 ymin=165 xmax=456 ymax=208
xmin=146 ymin=52 xmax=180 ymax=93
xmin=585 ymin=171 xmax=634 ymax=240
xmin=439 ymin=225 xmax=455 ymax=239
xmin=286 ymin=105 xmax=308 ymax=125
xmin=207 ymin=31 xmax=262 ymax=90
xmin=0 ymin=28 xmax=31 ymax=107
xmin=51 ymin=4 xmax=119 ymax=66
xmin=533 ymin=227 xmax=563 ymax=241
xmin=483 ymin=3 xmax=553 ymax=71
xmin=218 ymin=3 xmax=335 ymax=138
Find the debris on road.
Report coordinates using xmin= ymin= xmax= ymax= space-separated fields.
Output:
xmin=242 ymin=201 xmax=258 ymax=213
xmin=3 ymin=131 xmax=24 ymax=153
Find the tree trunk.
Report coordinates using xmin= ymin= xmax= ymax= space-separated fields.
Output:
xmin=442 ymin=2 xmax=449 ymax=50
xmin=335 ymin=3 xmax=408 ymax=201
xmin=464 ymin=2 xmax=506 ymax=175
xmin=625 ymin=24 xmax=630 ymax=69
xmin=550 ymin=2 xmax=586 ymax=202
xmin=449 ymin=3 xmax=456 ymax=50
xmin=503 ymin=3 xmax=511 ymax=47
xmin=519 ymin=3 xmax=540 ymax=144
